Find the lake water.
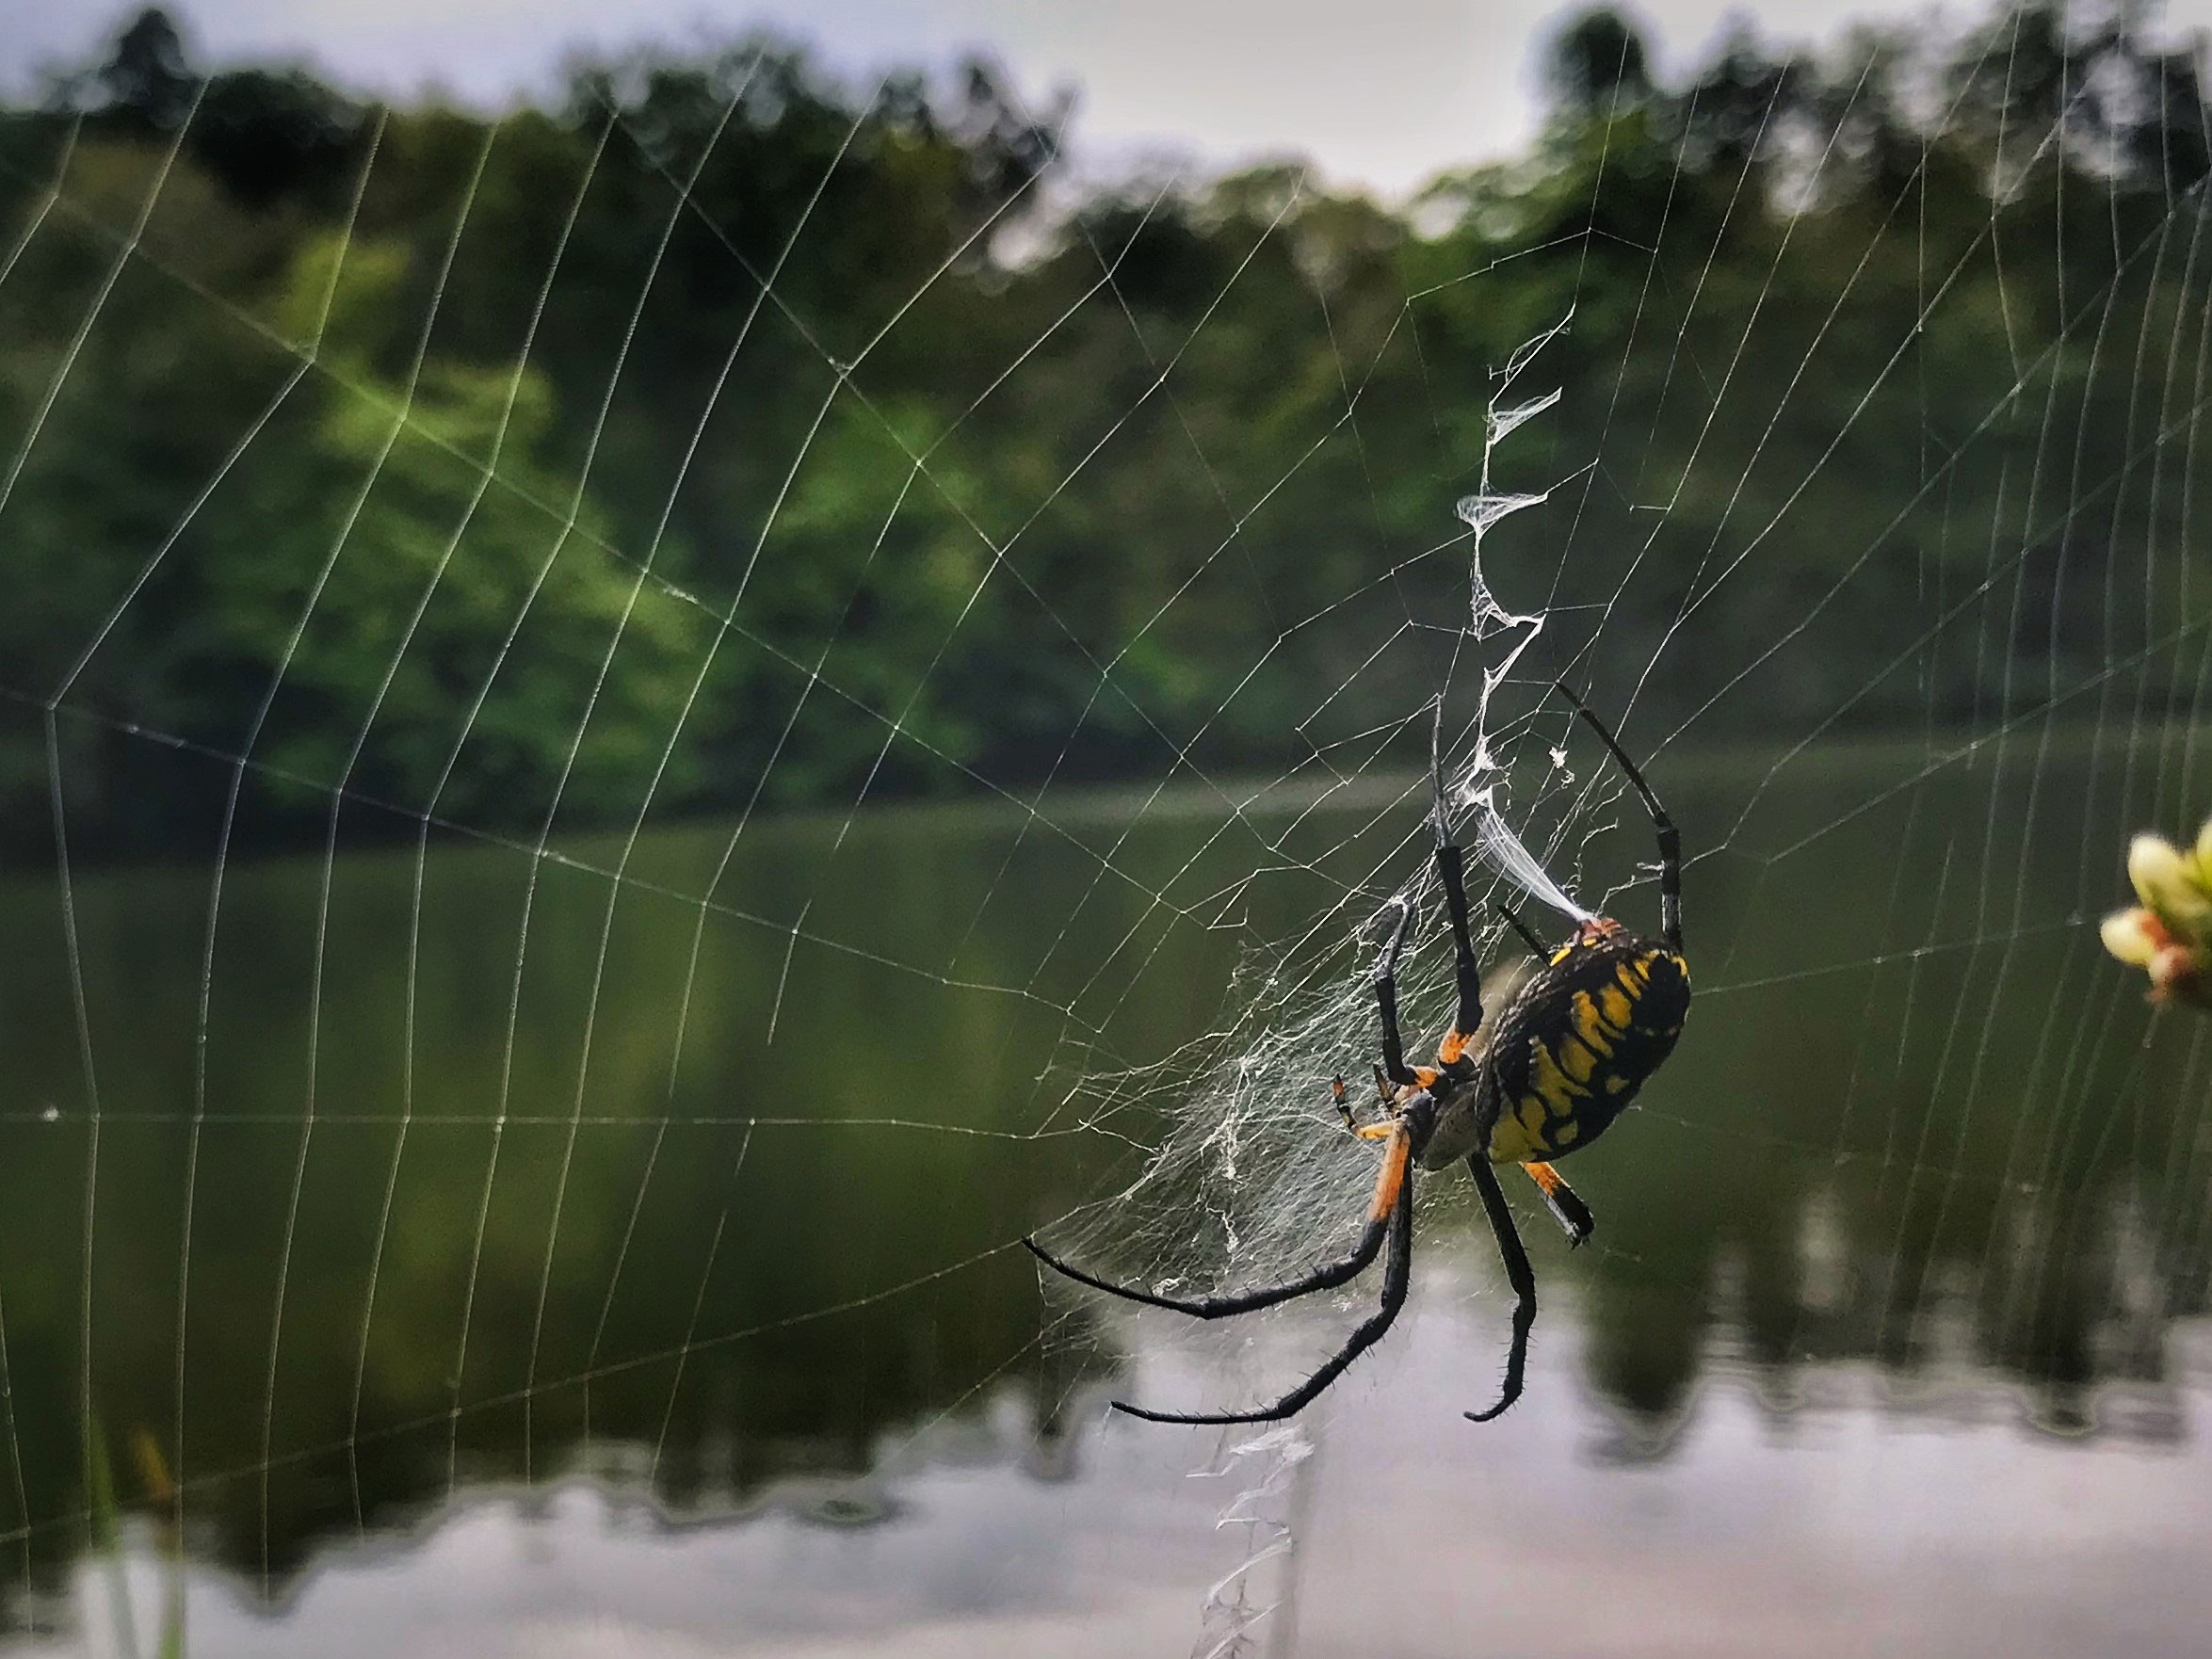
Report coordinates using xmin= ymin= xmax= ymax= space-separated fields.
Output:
xmin=1 ymin=732 xmax=2208 ymax=1656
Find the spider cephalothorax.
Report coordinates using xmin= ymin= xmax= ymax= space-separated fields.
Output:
xmin=1026 ymin=682 xmax=1687 ymax=1425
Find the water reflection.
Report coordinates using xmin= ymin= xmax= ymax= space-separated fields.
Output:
xmin=11 ymin=1307 xmax=2209 ymax=1659
xmin=0 ymin=736 xmax=2208 ymax=1634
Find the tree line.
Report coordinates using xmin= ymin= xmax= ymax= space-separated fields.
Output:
xmin=3 ymin=3 xmax=2208 ymax=860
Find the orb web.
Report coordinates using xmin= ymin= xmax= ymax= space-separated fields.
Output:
xmin=1 ymin=4 xmax=2209 ymax=1653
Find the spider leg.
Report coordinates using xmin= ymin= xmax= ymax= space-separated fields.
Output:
xmin=1372 ymin=895 xmax=1418 ymax=1086
xmin=1111 ymin=1155 xmax=1417 ymax=1425
xmin=1552 ymin=681 xmax=1682 ymax=952
xmin=1333 ymin=1075 xmax=1400 ymax=1139
xmin=1024 ymin=1110 xmax=1419 ymax=1321
xmin=1495 ymin=902 xmax=1548 ymax=964
xmin=1464 ymin=1154 xmax=1536 ymax=1423
xmin=1429 ymin=704 xmax=1484 ymax=1063
xmin=1523 ymin=1160 xmax=1594 ymax=1247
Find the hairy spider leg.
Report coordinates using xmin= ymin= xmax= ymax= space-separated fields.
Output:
xmin=1430 ymin=704 xmax=1485 ymax=1064
xmin=1026 ymin=1103 xmax=1436 ymax=1425
xmin=1021 ymin=1106 xmax=1421 ymax=1324
xmin=1372 ymin=894 xmax=1418 ymax=1087
xmin=1465 ymin=1153 xmax=1537 ymax=1422
xmin=1112 ymin=1155 xmax=1418 ymax=1426
xmin=1524 ymin=1160 xmax=1594 ymax=1247
xmin=1332 ymin=1070 xmax=1403 ymax=1135
xmin=1552 ymin=681 xmax=1683 ymax=952
xmin=1496 ymin=902 xmax=1548 ymax=964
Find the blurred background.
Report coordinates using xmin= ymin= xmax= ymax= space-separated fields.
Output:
xmin=4 ymin=0 xmax=2212 ymax=1653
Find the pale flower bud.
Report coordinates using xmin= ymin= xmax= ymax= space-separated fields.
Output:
xmin=2108 ymin=825 xmax=2212 ymax=1009
xmin=2128 ymin=832 xmax=2192 ymax=914
xmin=2102 ymin=908 xmax=2162 ymax=968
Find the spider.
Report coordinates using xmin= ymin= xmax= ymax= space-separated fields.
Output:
xmin=1025 ymin=682 xmax=1688 ymax=1425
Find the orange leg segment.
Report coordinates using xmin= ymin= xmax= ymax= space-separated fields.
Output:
xmin=1367 ymin=1125 xmax=1413 ymax=1220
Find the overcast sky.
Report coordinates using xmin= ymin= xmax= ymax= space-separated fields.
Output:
xmin=7 ymin=0 xmax=2211 ymax=196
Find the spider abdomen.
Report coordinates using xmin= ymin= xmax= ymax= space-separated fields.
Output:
xmin=1422 ymin=932 xmax=1688 ymax=1169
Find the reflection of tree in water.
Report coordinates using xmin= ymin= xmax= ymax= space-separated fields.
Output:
xmin=3 ymin=757 xmax=2209 ymax=1607
xmin=0 ymin=817 xmax=1131 ymax=1606
xmin=1563 ymin=755 xmax=2211 ymax=1442
xmin=1576 ymin=1154 xmax=2198 ymax=1439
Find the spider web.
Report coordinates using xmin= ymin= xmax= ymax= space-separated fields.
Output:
xmin=2 ymin=2 xmax=2210 ymax=1653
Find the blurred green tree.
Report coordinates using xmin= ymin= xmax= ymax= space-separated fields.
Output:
xmin=4 ymin=2 xmax=2210 ymax=857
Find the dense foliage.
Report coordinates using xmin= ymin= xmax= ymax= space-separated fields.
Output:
xmin=4 ymin=4 xmax=2209 ymax=858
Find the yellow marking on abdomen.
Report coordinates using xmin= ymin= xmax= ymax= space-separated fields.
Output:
xmin=1556 ymin=1033 xmax=1599 ymax=1084
xmin=1529 ymin=1043 xmax=1589 ymax=1115
xmin=1571 ymin=991 xmax=1618 ymax=1055
xmin=1488 ymin=1107 xmax=1541 ymax=1163
xmin=1597 ymin=983 xmax=1634 ymax=1029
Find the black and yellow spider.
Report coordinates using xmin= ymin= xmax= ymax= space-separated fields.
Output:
xmin=1025 ymin=683 xmax=1689 ymax=1425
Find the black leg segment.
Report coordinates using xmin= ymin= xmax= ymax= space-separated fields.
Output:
xmin=1372 ymin=895 xmax=1417 ymax=1086
xmin=1429 ymin=703 xmax=1484 ymax=1053
xmin=1552 ymin=681 xmax=1682 ymax=952
xmin=1524 ymin=1160 xmax=1595 ymax=1247
xmin=1024 ymin=1214 xmax=1389 ymax=1322
xmin=1496 ymin=902 xmax=1547 ymax=964
xmin=1463 ymin=1155 xmax=1536 ymax=1423
xmin=1109 ymin=1162 xmax=1418 ymax=1425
